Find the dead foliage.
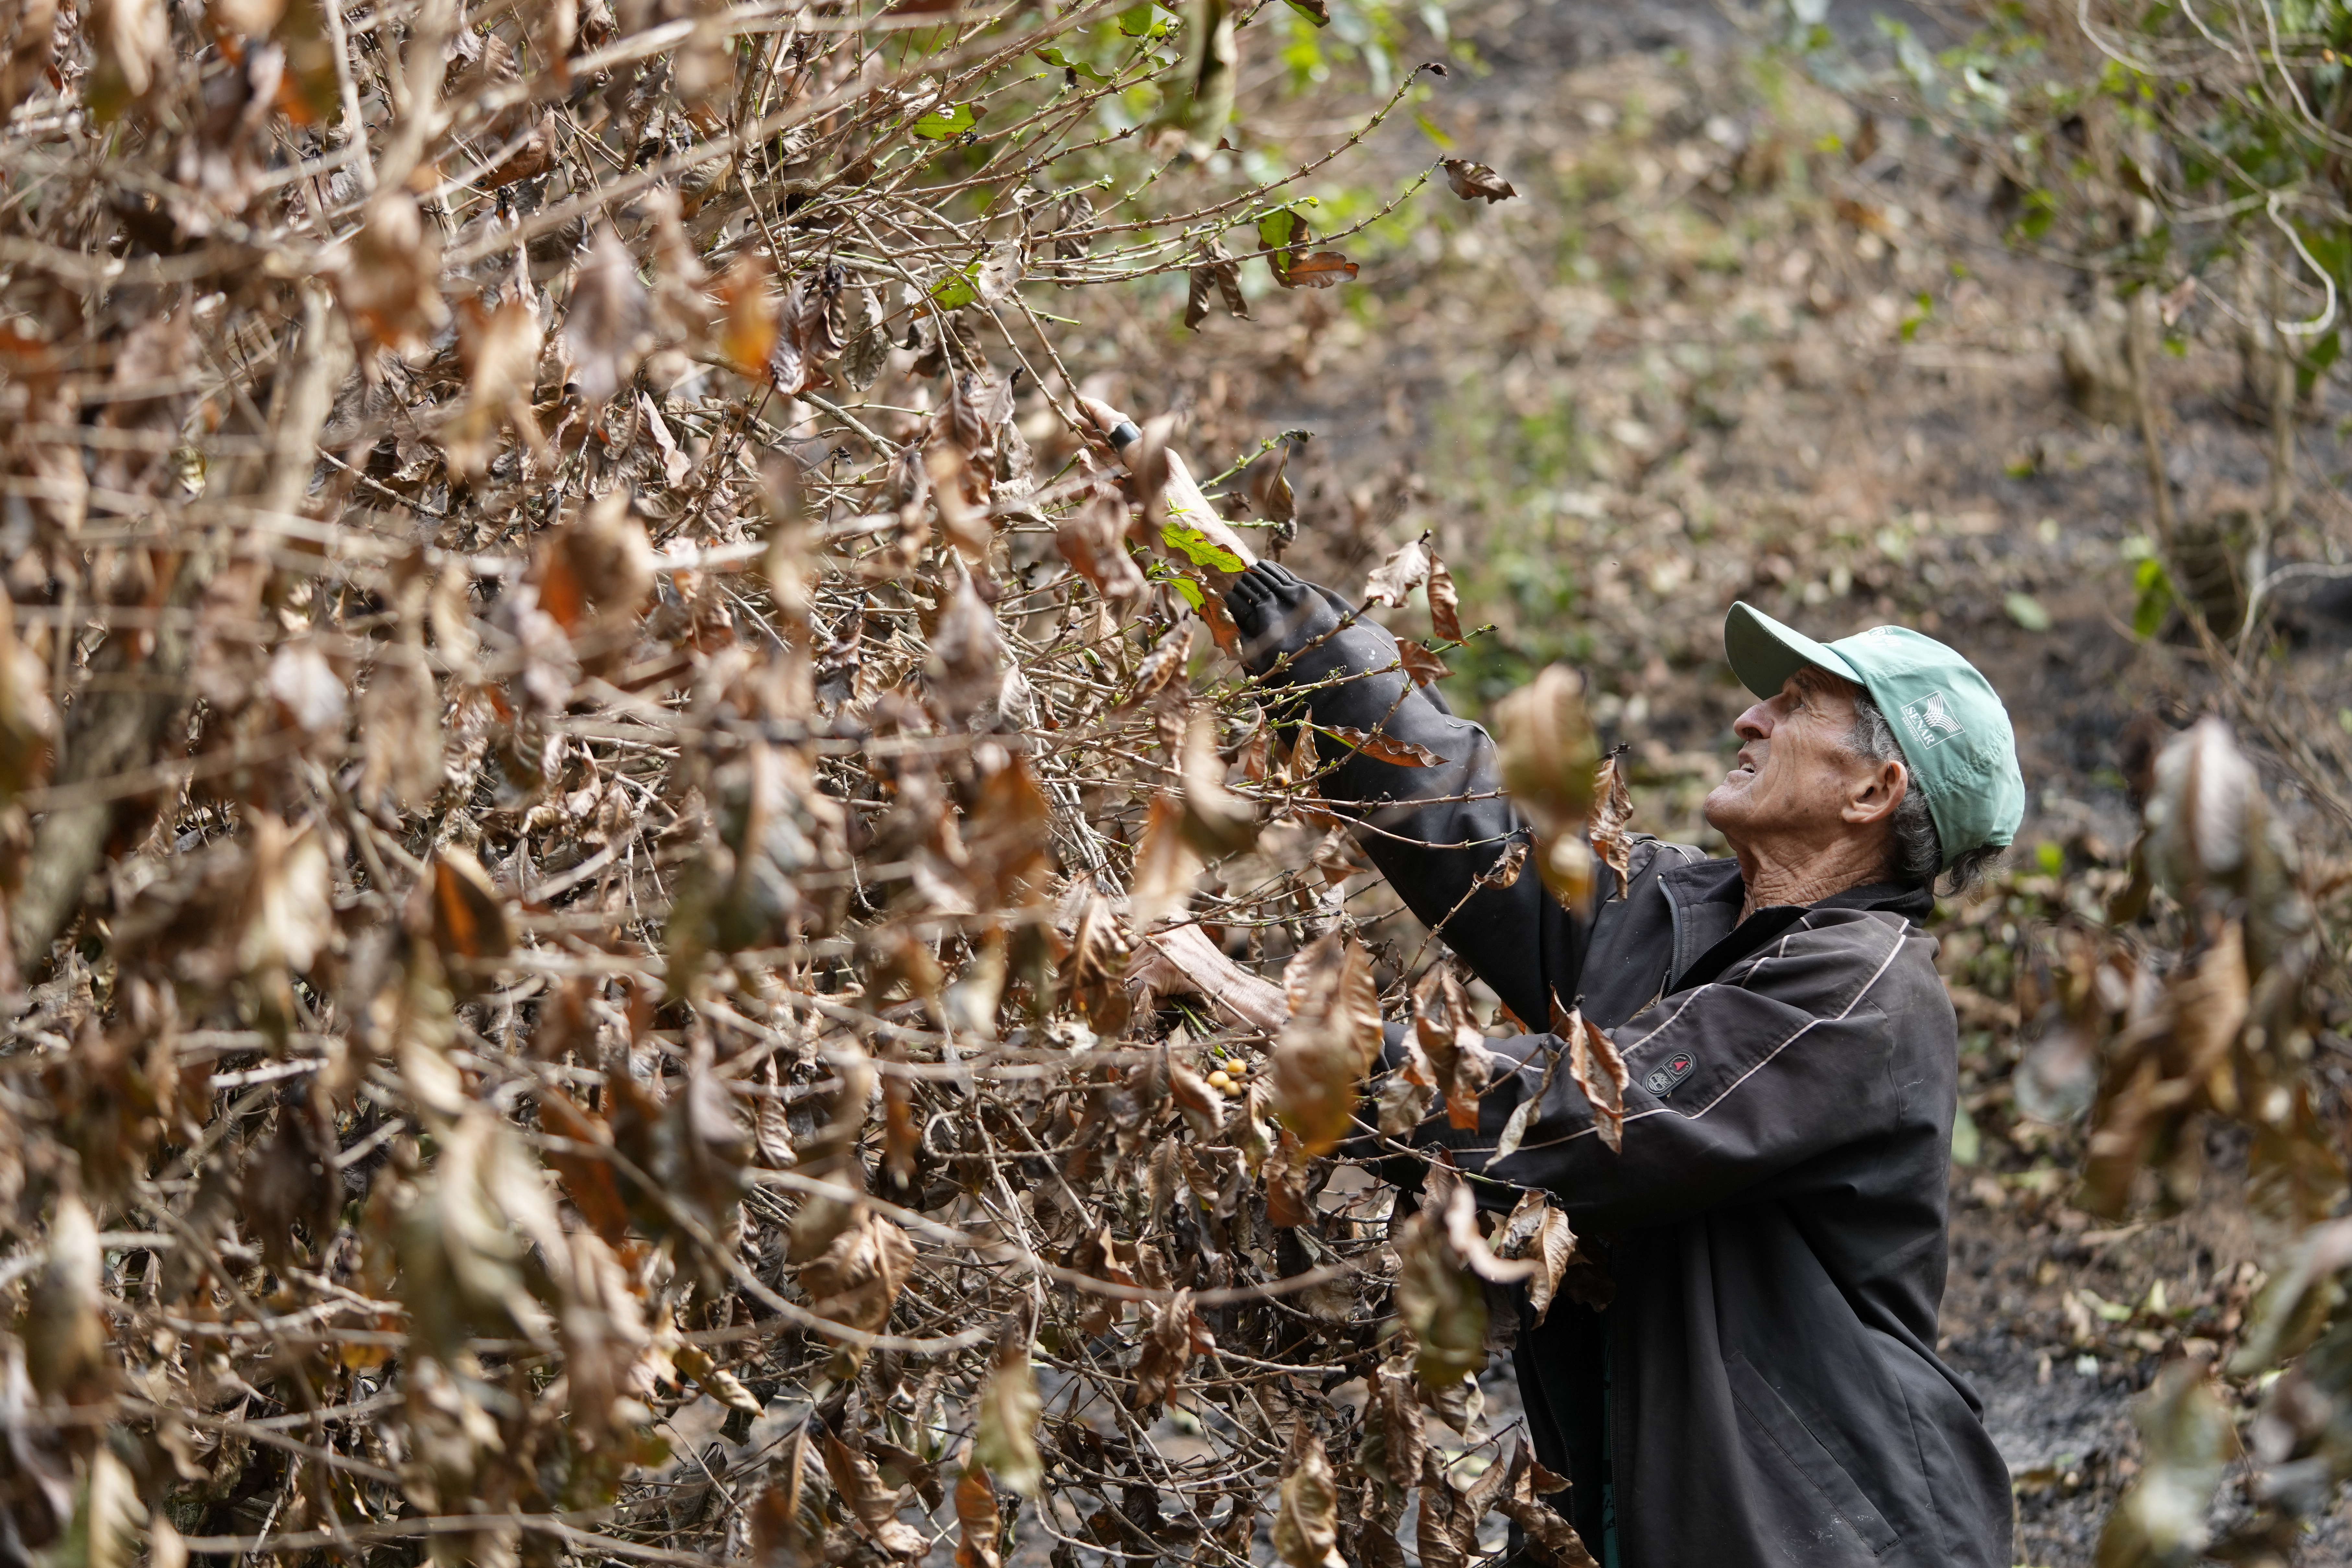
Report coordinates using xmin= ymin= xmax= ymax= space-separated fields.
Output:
xmin=0 ymin=0 xmax=1583 ymax=1559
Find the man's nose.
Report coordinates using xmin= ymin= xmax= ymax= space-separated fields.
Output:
xmin=1732 ymin=700 xmax=1775 ymax=742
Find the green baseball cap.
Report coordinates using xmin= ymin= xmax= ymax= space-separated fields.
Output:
xmin=1723 ymin=602 xmax=2025 ymax=867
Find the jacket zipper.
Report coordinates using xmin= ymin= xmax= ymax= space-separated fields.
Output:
xmin=1660 ymin=863 xmax=1689 ymax=993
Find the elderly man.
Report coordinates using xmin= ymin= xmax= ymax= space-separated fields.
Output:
xmin=1223 ymin=563 xmax=2024 ymax=1568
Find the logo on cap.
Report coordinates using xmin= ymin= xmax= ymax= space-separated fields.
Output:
xmin=1900 ymin=689 xmax=1965 ymax=750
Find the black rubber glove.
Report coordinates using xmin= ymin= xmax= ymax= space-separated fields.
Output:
xmin=1223 ymin=561 xmax=1354 ymax=677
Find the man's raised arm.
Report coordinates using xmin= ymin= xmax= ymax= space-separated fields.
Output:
xmin=1223 ymin=563 xmax=1583 ymax=1028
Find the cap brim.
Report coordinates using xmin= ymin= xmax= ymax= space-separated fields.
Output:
xmin=1724 ymin=601 xmax=1865 ymax=700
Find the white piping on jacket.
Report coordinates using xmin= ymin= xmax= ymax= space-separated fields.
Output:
xmin=1497 ymin=911 xmax=1911 ymax=1155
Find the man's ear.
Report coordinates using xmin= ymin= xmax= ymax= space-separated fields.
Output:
xmin=1841 ymin=757 xmax=1908 ymax=827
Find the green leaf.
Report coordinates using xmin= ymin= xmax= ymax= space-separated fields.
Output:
xmin=1257 ymin=205 xmax=1309 ymax=278
xmin=2131 ymin=556 xmax=2174 ymax=639
xmin=1415 ymin=111 xmax=1455 ymax=150
xmin=1157 ymin=506 xmax=1248 ymax=573
xmin=1282 ymin=0 xmax=1331 ymax=25
xmin=1898 ymin=290 xmax=1933 ymax=342
xmin=2003 ymin=591 xmax=2051 ymax=632
xmin=912 ymin=103 xmax=982 ymax=139
xmin=1117 ymin=1 xmax=1175 ymax=37
xmin=1036 ymin=46 xmax=1113 ymax=83
xmin=1951 ymin=1103 xmax=1981 ymax=1166
xmin=932 ymin=263 xmax=980 ymax=309
xmin=2298 ymin=328 xmax=2342 ymax=397
xmin=2011 ymin=188 xmax=2057 ymax=242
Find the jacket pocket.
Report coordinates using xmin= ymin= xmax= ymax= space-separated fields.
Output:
xmin=1725 ymin=1351 xmax=1901 ymax=1557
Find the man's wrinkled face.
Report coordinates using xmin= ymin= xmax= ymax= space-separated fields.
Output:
xmin=1704 ymin=667 xmax=1883 ymax=848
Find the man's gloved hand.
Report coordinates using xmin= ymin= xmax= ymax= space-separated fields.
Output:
xmin=1224 ymin=562 xmax=1354 ymax=677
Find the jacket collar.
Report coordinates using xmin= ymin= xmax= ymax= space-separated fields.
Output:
xmin=1659 ymin=858 xmax=1743 ymax=986
xmin=1658 ymin=859 xmax=1932 ymax=991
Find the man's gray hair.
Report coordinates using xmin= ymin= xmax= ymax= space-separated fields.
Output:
xmin=1848 ymin=691 xmax=2004 ymax=896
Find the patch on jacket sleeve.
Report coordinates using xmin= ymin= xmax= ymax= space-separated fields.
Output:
xmin=1641 ymin=1050 xmax=1696 ymax=1096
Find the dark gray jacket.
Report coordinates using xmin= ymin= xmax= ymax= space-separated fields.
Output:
xmin=1226 ymin=565 xmax=2012 ymax=1568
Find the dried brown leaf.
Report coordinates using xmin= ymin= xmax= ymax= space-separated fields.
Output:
xmin=1495 ymin=1188 xmax=1580 ymax=1326
xmin=87 ymin=0 xmax=169 ymax=119
xmin=1486 ymin=1034 xmax=1553 ymax=1158
xmin=1416 ymin=1449 xmax=1480 ymax=1568
xmin=1392 ymin=1185 xmax=1487 ymax=1394
xmin=339 ymin=194 xmax=449 ymax=358
xmin=1270 ymin=932 xmax=1383 ymax=1156
xmin=1590 ymin=747 xmax=1635 ymax=898
xmin=1131 ymin=1287 xmax=1210 ymax=1409
xmin=27 ymin=1195 xmax=108 ymax=1402
xmin=1553 ymin=998 xmax=1627 ymax=1154
xmin=1498 ymin=1439 xmax=1597 ymax=1567
xmin=357 ymin=650 xmax=442 ymax=813
xmin=1277 ymin=251 xmax=1359 ymax=288
xmin=1495 ymin=666 xmax=1600 ymax=907
xmin=1437 ymin=1176 xmax=1535 ymax=1284
xmin=0 ymin=0 xmax=57 ymax=119
xmin=1426 ymin=544 xmax=1464 ymax=641
xmin=430 ymin=845 xmax=512 ymax=964
xmin=448 ymin=292 xmax=548 ymax=479
xmin=1411 ymin=963 xmax=1493 ymax=1130
xmin=842 ymin=287 xmax=890 ymax=389
xmin=535 ymin=487 xmax=654 ymax=647
xmin=1185 ymin=240 xmax=1248 ymax=328
xmin=928 ymin=572 xmax=1006 ymax=727
xmin=1131 ymin=791 xmax=1204 ymax=930
xmin=800 ymin=1212 xmax=916 ymax=1335
xmin=235 ymin=814 xmax=333 ymax=978
xmin=1272 ymin=1427 xmax=1348 ymax=1568
xmin=973 ymin=1311 xmax=1042 ymax=1494
xmin=1168 ymin=1058 xmax=1227 ymax=1134
xmin=1399 ymin=639 xmax=1452 ymax=687
xmin=1055 ymin=495 xmax=1149 ymax=609
xmin=538 ymin=1088 xmax=631 ymax=1245
xmin=268 ymin=635 xmax=348 ymax=734
xmin=954 ymin=1460 xmax=1002 ymax=1568
xmin=1122 ymin=620 xmax=1194 ymax=711
xmin=565 ymin=225 xmax=651 ymax=407
xmin=1134 ymin=923 xmax=1288 ymax=1033
xmin=2144 ymin=716 xmax=2261 ymax=896
xmin=708 ymin=252 xmax=776 ymax=382
xmin=2095 ymin=1360 xmax=2230 ymax=1568
xmin=1362 ymin=1354 xmax=1425 ymax=1505
xmin=556 ymin=1226 xmax=653 ymax=1452
xmin=821 ymin=1424 xmax=930 ymax=1558
xmin=1441 ymin=158 xmax=1518 ymax=203
xmin=1362 ymin=531 xmax=1432 ymax=608
xmin=963 ymin=751 xmax=1054 ymax=909
xmin=1180 ymin=712 xmax=1257 ymax=857
xmin=1318 ymin=725 xmax=1442 ymax=767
